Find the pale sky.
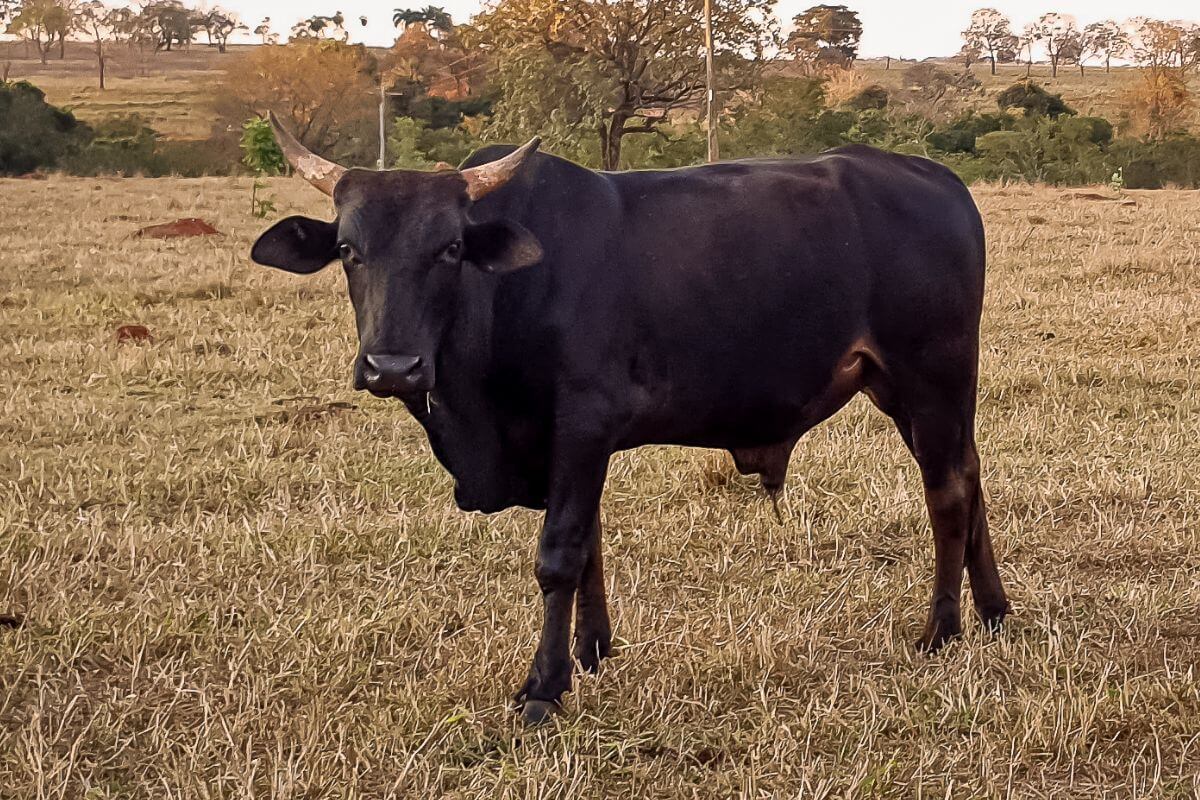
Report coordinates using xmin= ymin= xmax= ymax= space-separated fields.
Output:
xmin=210 ymin=0 xmax=1200 ymax=57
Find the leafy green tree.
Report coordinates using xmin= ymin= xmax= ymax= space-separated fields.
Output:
xmin=6 ymin=0 xmax=71 ymax=64
xmin=473 ymin=0 xmax=777 ymax=169
xmin=786 ymin=5 xmax=863 ymax=74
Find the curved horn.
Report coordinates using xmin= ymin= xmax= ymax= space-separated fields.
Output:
xmin=460 ymin=137 xmax=540 ymax=200
xmin=267 ymin=111 xmax=347 ymax=197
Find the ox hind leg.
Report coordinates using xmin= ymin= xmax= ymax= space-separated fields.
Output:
xmin=862 ymin=356 xmax=1009 ymax=651
xmin=573 ymin=512 xmax=612 ymax=674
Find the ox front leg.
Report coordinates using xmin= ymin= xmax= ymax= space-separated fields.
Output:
xmin=515 ymin=439 xmax=611 ymax=726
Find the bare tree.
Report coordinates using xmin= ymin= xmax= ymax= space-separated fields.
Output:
xmin=962 ymin=8 xmax=1018 ymax=75
xmin=201 ymin=8 xmax=243 ymax=53
xmin=75 ymin=0 xmax=126 ymax=88
xmin=1081 ymin=20 xmax=1128 ymax=74
xmin=1029 ymin=13 xmax=1079 ymax=79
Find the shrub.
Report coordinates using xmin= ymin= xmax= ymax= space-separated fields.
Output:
xmin=1107 ymin=136 xmax=1200 ymax=189
xmin=845 ymin=84 xmax=889 ymax=111
xmin=997 ymin=81 xmax=1075 ymax=118
xmin=928 ymin=112 xmax=1011 ymax=154
xmin=63 ymin=115 xmax=159 ymax=176
xmin=0 ymin=80 xmax=86 ymax=174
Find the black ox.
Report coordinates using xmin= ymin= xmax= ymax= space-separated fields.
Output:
xmin=251 ymin=114 xmax=1010 ymax=724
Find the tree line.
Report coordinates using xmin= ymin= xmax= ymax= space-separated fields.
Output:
xmin=960 ymin=10 xmax=1200 ymax=78
xmin=3 ymin=2 xmax=1200 ymax=187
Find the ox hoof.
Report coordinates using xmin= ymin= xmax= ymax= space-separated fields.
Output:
xmin=915 ymin=619 xmax=962 ymax=654
xmin=977 ymin=603 xmax=1010 ymax=635
xmin=520 ymin=699 xmax=560 ymax=727
xmin=573 ymin=631 xmax=613 ymax=675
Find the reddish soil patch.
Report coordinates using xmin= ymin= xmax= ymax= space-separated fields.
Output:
xmin=134 ymin=218 xmax=221 ymax=239
xmin=115 ymin=324 xmax=153 ymax=343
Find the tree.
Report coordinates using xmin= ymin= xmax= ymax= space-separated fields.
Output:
xmin=1029 ymin=13 xmax=1079 ymax=79
xmin=1123 ymin=19 xmax=1196 ymax=140
xmin=901 ymin=62 xmax=980 ymax=121
xmin=997 ymin=80 xmax=1074 ymax=117
xmin=787 ymin=4 xmax=862 ymax=74
xmin=6 ymin=0 xmax=70 ymax=64
xmin=138 ymin=1 xmax=197 ymax=52
xmin=253 ymin=16 xmax=276 ymax=44
xmin=962 ymin=8 xmax=1017 ymax=76
xmin=473 ymin=0 xmax=777 ymax=170
xmin=216 ymin=39 xmax=378 ymax=162
xmin=386 ymin=13 xmax=482 ymax=101
xmin=291 ymin=12 xmax=347 ymax=41
xmin=1126 ymin=18 xmax=1200 ymax=76
xmin=1126 ymin=68 xmax=1191 ymax=139
xmin=957 ymin=43 xmax=981 ymax=72
xmin=201 ymin=8 xmax=243 ymax=53
xmin=1059 ymin=29 xmax=1084 ymax=77
xmin=1081 ymin=20 xmax=1128 ymax=74
xmin=75 ymin=0 xmax=127 ymax=88
xmin=393 ymin=5 xmax=452 ymax=38
xmin=1018 ymin=24 xmax=1036 ymax=77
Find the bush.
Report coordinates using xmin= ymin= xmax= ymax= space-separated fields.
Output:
xmin=63 ymin=115 xmax=234 ymax=177
xmin=63 ymin=115 xmax=159 ymax=176
xmin=928 ymin=112 xmax=1011 ymax=154
xmin=845 ymin=84 xmax=889 ymax=111
xmin=0 ymin=80 xmax=86 ymax=174
xmin=974 ymin=117 xmax=1109 ymax=184
xmin=1107 ymin=136 xmax=1200 ymax=189
xmin=387 ymin=116 xmax=484 ymax=169
xmin=997 ymin=81 xmax=1075 ymax=118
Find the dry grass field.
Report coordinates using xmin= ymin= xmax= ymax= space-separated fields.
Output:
xmin=854 ymin=58 xmax=1200 ymax=127
xmin=0 ymin=174 xmax=1198 ymax=798
xmin=0 ymin=42 xmax=240 ymax=140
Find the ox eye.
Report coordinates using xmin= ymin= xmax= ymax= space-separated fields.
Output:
xmin=339 ymin=243 xmax=360 ymax=265
xmin=439 ymin=240 xmax=463 ymax=263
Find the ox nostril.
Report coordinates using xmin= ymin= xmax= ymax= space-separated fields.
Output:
xmin=362 ymin=354 xmax=427 ymax=393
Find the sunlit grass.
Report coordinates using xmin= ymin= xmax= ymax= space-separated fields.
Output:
xmin=0 ymin=175 xmax=1198 ymax=797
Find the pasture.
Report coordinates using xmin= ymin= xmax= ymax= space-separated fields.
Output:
xmin=0 ymin=176 xmax=1198 ymax=797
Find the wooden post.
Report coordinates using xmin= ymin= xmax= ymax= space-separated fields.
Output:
xmin=703 ymin=0 xmax=718 ymax=163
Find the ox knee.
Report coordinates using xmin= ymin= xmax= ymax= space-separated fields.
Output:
xmin=535 ymin=537 xmax=588 ymax=594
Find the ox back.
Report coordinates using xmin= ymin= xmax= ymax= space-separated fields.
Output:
xmin=424 ymin=145 xmax=984 ymax=509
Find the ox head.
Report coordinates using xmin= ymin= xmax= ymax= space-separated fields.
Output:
xmin=250 ymin=113 xmax=543 ymax=400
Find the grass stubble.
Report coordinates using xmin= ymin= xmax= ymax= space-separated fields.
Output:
xmin=0 ymin=176 xmax=1198 ymax=798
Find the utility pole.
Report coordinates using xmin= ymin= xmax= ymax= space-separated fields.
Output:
xmin=377 ymin=71 xmax=406 ymax=169
xmin=703 ymin=0 xmax=718 ymax=163
xmin=378 ymin=80 xmax=387 ymax=169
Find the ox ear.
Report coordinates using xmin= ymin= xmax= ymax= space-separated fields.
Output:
xmin=251 ymin=216 xmax=339 ymax=274
xmin=463 ymin=219 xmax=543 ymax=275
